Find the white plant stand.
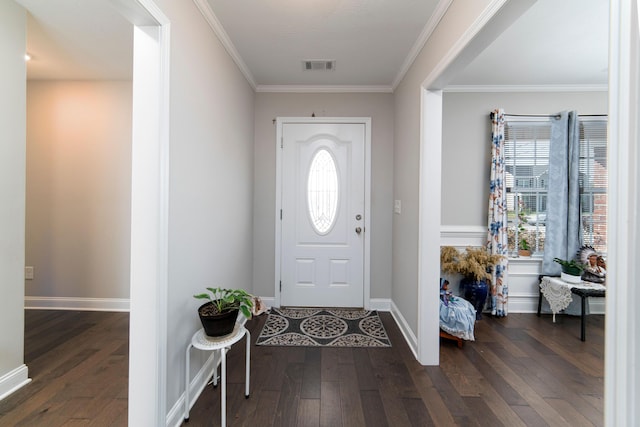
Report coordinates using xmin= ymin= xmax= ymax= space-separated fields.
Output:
xmin=184 ymin=324 xmax=250 ymax=425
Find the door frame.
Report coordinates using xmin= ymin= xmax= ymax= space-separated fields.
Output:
xmin=109 ymin=0 xmax=170 ymax=424
xmin=275 ymin=117 xmax=372 ymax=308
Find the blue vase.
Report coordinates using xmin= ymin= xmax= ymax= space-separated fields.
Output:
xmin=459 ymin=277 xmax=488 ymax=320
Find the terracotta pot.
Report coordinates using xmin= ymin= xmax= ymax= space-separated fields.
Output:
xmin=197 ymin=301 xmax=239 ymax=337
xmin=518 ymin=249 xmax=532 ymax=257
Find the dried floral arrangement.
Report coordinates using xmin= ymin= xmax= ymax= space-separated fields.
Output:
xmin=440 ymin=246 xmax=504 ymax=281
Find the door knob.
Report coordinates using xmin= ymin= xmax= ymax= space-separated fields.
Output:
xmin=355 ymin=227 xmax=362 ymax=234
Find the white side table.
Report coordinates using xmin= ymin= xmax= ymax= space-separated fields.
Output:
xmin=184 ymin=323 xmax=250 ymax=425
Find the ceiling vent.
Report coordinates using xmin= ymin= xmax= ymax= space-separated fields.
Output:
xmin=302 ymin=60 xmax=336 ymax=71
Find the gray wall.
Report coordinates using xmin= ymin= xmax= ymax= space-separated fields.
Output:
xmin=25 ymin=81 xmax=132 ymax=302
xmin=159 ymin=0 xmax=256 ymax=410
xmin=253 ymin=92 xmax=394 ymax=301
xmin=440 ymin=90 xmax=609 ymax=314
xmin=392 ymin=0 xmax=497 ymax=337
xmin=0 ymin=1 xmax=27 ymax=398
xmin=442 ymin=90 xmax=609 ymax=227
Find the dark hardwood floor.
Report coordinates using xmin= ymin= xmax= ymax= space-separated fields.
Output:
xmin=0 ymin=309 xmax=603 ymax=426
xmin=0 ymin=310 xmax=129 ymax=426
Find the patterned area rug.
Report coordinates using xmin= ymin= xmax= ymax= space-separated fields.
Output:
xmin=256 ymin=307 xmax=391 ymax=347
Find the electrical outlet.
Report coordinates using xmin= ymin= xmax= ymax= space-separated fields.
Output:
xmin=394 ymin=200 xmax=401 ymax=214
xmin=25 ymin=266 xmax=34 ymax=280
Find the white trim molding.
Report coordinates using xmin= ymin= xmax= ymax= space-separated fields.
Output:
xmin=0 ymin=365 xmax=30 ymax=402
xmin=166 ymin=351 xmax=218 ymax=427
xmin=192 ymin=0 xmax=256 ymax=90
xmin=605 ymin=1 xmax=640 ymax=425
xmin=256 ymin=85 xmax=392 ymax=93
xmin=392 ymin=0 xmax=453 ymax=90
xmin=444 ymin=84 xmax=608 ymax=93
xmin=24 ymin=297 xmax=130 ymax=312
xmin=369 ymin=298 xmax=392 ymax=312
xmin=125 ymin=1 xmax=171 ymax=424
xmin=390 ymin=300 xmax=418 ymax=360
xmin=440 ymin=225 xmax=486 ymax=247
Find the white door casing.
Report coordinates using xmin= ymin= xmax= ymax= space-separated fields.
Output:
xmin=275 ymin=118 xmax=371 ymax=308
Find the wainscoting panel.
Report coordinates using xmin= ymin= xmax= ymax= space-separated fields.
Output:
xmin=440 ymin=226 xmax=605 ymax=314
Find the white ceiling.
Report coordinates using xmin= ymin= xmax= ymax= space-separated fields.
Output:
xmin=17 ymin=0 xmax=609 ymax=89
xmin=449 ymin=0 xmax=609 ymax=87
xmin=18 ymin=0 xmax=133 ymax=81
xmin=204 ymin=0 xmax=440 ymax=87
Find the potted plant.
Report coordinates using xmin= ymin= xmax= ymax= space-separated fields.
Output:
xmin=194 ymin=287 xmax=253 ymax=337
xmin=440 ymin=246 xmax=504 ymax=319
xmin=553 ymin=258 xmax=586 ymax=284
xmin=517 ymin=209 xmax=532 ymax=257
xmin=518 ymin=238 xmax=531 ymax=257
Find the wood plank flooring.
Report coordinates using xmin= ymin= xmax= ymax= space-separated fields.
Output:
xmin=0 ymin=310 xmax=129 ymax=426
xmin=0 ymin=310 xmax=604 ymax=426
xmin=187 ymin=311 xmax=604 ymax=427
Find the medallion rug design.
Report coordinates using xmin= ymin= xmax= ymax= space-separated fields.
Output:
xmin=256 ymin=307 xmax=391 ymax=347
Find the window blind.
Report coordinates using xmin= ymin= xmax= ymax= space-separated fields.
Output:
xmin=502 ymin=117 xmax=608 ymax=255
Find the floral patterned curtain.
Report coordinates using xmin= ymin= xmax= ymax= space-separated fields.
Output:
xmin=487 ymin=109 xmax=509 ymax=317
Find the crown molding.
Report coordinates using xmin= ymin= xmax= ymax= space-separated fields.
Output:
xmin=255 ymin=85 xmax=393 ymax=93
xmin=392 ymin=0 xmax=453 ymax=90
xmin=192 ymin=0 xmax=256 ymax=90
xmin=443 ymin=84 xmax=609 ymax=93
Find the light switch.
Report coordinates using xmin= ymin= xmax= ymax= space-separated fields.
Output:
xmin=25 ymin=266 xmax=34 ymax=280
xmin=394 ymin=200 xmax=401 ymax=214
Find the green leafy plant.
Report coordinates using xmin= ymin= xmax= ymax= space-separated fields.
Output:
xmin=517 ymin=207 xmax=531 ymax=253
xmin=440 ymin=246 xmax=504 ymax=282
xmin=553 ymin=258 xmax=586 ymax=276
xmin=194 ymin=287 xmax=253 ymax=319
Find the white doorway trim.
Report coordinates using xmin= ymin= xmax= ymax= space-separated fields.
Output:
xmin=605 ymin=1 xmax=639 ymax=425
xmin=417 ymin=89 xmax=442 ymax=365
xmin=416 ymin=0 xmax=534 ymax=365
xmin=110 ymin=0 xmax=170 ymax=424
xmin=275 ymin=117 xmax=372 ymax=309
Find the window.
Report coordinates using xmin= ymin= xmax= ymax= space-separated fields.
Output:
xmin=307 ymin=149 xmax=339 ymax=234
xmin=579 ymin=120 xmax=608 ymax=252
xmin=504 ymin=117 xmax=608 ymax=256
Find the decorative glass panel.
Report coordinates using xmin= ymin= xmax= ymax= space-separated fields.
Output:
xmin=307 ymin=149 xmax=339 ymax=234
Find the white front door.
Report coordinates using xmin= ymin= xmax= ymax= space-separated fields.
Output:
xmin=280 ymin=121 xmax=366 ymax=307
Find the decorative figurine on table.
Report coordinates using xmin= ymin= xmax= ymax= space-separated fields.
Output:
xmin=577 ymin=245 xmax=606 ymax=284
xmin=439 ymin=279 xmax=476 ymax=341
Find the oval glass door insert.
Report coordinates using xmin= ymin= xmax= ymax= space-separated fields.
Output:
xmin=307 ymin=149 xmax=339 ymax=234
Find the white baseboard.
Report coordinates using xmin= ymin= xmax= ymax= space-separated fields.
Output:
xmin=256 ymin=296 xmax=276 ymax=310
xmin=0 ymin=364 xmax=31 ymax=402
xmin=24 ymin=296 xmax=130 ymax=312
xmin=508 ymin=294 xmax=606 ymax=315
xmin=166 ymin=351 xmax=219 ymax=427
xmin=369 ymin=298 xmax=391 ymax=311
xmin=389 ymin=300 xmax=418 ymax=359
xmin=260 ymin=296 xmax=392 ymax=312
